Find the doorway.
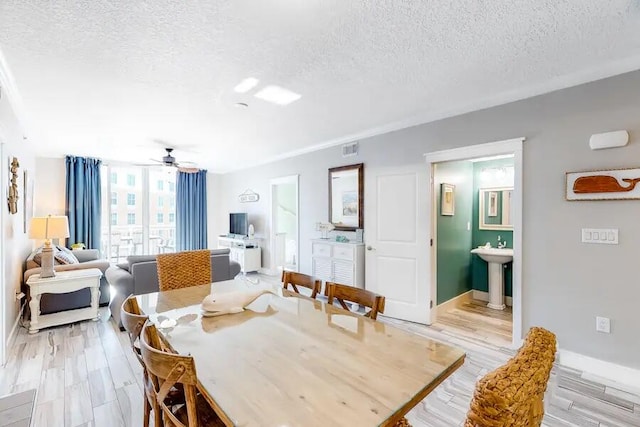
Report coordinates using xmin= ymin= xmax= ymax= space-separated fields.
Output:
xmin=270 ymin=175 xmax=299 ymax=275
xmin=425 ymin=138 xmax=524 ymax=349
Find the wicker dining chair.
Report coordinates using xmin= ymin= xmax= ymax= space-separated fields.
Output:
xmin=281 ymin=270 xmax=322 ymax=299
xmin=325 ymin=282 xmax=386 ymax=320
xmin=121 ymin=296 xmax=163 ymax=427
xmin=140 ymin=322 xmax=226 ymax=427
xmin=465 ymin=327 xmax=557 ymax=427
xmin=156 ymin=250 xmax=212 ymax=291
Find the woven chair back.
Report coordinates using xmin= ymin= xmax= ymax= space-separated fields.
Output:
xmin=465 ymin=327 xmax=557 ymax=427
xmin=156 ymin=250 xmax=212 ymax=291
xmin=326 ymin=282 xmax=386 ymax=320
xmin=282 ymin=271 xmax=321 ymax=299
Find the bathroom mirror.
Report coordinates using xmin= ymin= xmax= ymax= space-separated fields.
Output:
xmin=328 ymin=163 xmax=363 ymax=231
xmin=479 ymin=187 xmax=513 ymax=230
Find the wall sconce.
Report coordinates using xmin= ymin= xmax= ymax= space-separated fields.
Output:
xmin=589 ymin=130 xmax=629 ymax=150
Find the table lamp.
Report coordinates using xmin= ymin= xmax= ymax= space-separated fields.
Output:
xmin=29 ymin=215 xmax=70 ymax=278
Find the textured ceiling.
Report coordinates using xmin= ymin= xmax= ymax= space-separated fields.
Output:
xmin=1 ymin=1 xmax=639 ymax=172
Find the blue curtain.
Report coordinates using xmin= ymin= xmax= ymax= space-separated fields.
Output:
xmin=65 ymin=156 xmax=102 ymax=249
xmin=176 ymin=170 xmax=208 ymax=251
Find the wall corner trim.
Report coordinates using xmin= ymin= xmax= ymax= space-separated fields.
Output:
xmin=558 ymin=349 xmax=640 ymax=395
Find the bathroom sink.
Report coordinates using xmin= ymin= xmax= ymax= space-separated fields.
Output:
xmin=470 ymin=247 xmax=513 ymax=264
xmin=471 ymin=247 xmax=513 ymax=310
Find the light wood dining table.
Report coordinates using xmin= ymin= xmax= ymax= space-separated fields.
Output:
xmin=136 ymin=278 xmax=466 ymax=426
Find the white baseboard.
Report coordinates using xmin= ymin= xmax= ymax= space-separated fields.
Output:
xmin=558 ymin=349 xmax=640 ymax=394
xmin=6 ymin=302 xmax=25 ymax=364
xmin=472 ymin=290 xmax=513 ymax=307
xmin=436 ymin=290 xmax=473 ymax=316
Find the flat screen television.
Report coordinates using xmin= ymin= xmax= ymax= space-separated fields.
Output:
xmin=229 ymin=213 xmax=248 ymax=237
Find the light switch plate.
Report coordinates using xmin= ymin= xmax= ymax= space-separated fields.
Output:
xmin=582 ymin=228 xmax=618 ymax=244
xmin=596 ymin=316 xmax=611 ymax=333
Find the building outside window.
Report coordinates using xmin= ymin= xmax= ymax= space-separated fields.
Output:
xmin=110 ymin=173 xmax=117 ymax=184
xmin=157 ymin=180 xmax=164 ymax=191
xmin=169 ymin=182 xmax=175 ymax=192
xmin=169 ymin=213 xmax=175 ymax=223
xmin=101 ymin=166 xmax=176 ymax=262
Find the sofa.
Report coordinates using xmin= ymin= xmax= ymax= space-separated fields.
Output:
xmin=106 ymin=248 xmax=242 ymax=327
xmin=24 ymin=249 xmax=111 ymax=314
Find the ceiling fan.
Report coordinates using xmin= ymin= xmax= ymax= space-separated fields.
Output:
xmin=149 ymin=148 xmax=200 ymax=173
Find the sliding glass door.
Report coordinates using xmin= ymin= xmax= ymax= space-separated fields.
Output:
xmin=101 ymin=165 xmax=176 ymax=262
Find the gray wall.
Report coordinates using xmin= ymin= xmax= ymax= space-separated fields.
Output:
xmin=0 ymin=88 xmax=36 ymax=361
xmin=214 ymin=70 xmax=640 ymax=369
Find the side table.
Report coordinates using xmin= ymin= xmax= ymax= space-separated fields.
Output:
xmin=25 ymin=268 xmax=103 ymax=334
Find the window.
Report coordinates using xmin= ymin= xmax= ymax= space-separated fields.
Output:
xmin=169 ymin=182 xmax=175 ymax=192
xmin=102 ymin=166 xmax=176 ymax=262
xmin=169 ymin=213 xmax=175 ymax=223
xmin=110 ymin=173 xmax=117 ymax=184
xmin=170 ymin=197 xmax=175 ymax=208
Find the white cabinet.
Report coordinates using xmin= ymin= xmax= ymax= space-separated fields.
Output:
xmin=218 ymin=236 xmax=262 ymax=273
xmin=311 ymin=240 xmax=365 ymax=290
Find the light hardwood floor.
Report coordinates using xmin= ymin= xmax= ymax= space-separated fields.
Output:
xmin=1 ymin=297 xmax=638 ymax=426
xmin=435 ymin=299 xmax=513 ymax=347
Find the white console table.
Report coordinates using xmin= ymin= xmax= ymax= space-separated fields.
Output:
xmin=26 ymin=268 xmax=103 ymax=334
xmin=218 ymin=236 xmax=262 ymax=273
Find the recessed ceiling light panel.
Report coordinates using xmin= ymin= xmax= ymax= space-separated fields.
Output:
xmin=234 ymin=77 xmax=259 ymax=94
xmin=254 ymin=85 xmax=301 ymax=106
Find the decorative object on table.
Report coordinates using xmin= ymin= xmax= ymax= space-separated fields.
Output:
xmin=440 ymin=183 xmax=455 ymax=216
xmin=355 ymin=228 xmax=364 ymax=243
xmin=23 ymin=169 xmax=34 ymax=233
xmin=328 ymin=163 xmax=363 ymax=230
xmin=201 ymin=288 xmax=273 ymax=316
xmin=71 ymin=242 xmax=86 ymax=250
xmin=315 ymin=222 xmax=335 ymax=239
xmin=566 ymin=167 xmax=640 ymax=201
xmin=238 ymin=188 xmax=259 ymax=203
xmin=7 ymin=157 xmax=19 ymax=214
xmin=589 ymin=130 xmax=629 ymax=150
xmin=248 ymin=223 xmax=255 ymax=237
xmin=28 ymin=215 xmax=70 ymax=278
xmin=335 ymin=235 xmax=349 ymax=243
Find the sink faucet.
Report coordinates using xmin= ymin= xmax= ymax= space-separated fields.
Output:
xmin=497 ymin=235 xmax=507 ymax=249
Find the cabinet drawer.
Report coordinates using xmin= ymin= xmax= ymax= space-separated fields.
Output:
xmin=312 ymin=243 xmax=331 ymax=257
xmin=332 ymin=245 xmax=354 ymax=261
xmin=312 ymin=258 xmax=333 ymax=281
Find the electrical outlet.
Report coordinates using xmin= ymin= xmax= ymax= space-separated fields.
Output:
xmin=596 ymin=316 xmax=611 ymax=333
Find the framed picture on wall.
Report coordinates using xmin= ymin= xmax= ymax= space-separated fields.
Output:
xmin=440 ymin=183 xmax=455 ymax=216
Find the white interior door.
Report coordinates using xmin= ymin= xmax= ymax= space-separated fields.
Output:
xmin=365 ymin=164 xmax=430 ymax=324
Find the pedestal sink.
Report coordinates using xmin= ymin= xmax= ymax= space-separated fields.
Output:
xmin=470 ymin=247 xmax=513 ymax=310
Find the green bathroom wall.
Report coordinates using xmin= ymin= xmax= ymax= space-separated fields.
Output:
xmin=472 ymin=158 xmax=514 ymax=296
xmin=436 ymin=160 xmax=473 ymax=305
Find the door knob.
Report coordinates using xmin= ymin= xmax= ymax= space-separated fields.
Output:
xmin=366 ymin=246 xmax=375 ymax=251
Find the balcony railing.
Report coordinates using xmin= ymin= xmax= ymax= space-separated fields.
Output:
xmin=101 ymin=225 xmax=176 ymax=263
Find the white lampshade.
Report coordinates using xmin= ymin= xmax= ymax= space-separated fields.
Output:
xmin=29 ymin=215 xmax=70 ymax=240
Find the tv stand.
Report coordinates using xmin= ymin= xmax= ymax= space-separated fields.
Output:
xmin=218 ymin=236 xmax=262 ymax=273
